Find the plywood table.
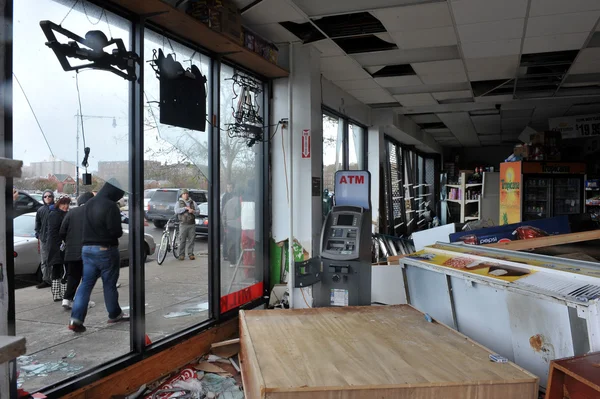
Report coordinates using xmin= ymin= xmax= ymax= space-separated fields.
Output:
xmin=240 ymin=306 xmax=538 ymax=399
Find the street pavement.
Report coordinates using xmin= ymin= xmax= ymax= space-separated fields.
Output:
xmin=15 ymin=224 xmax=212 ymax=393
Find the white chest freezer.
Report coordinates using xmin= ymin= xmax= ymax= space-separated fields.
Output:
xmin=395 ymin=242 xmax=600 ymax=389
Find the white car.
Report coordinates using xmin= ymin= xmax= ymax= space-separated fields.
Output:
xmin=13 ymin=212 xmax=156 ymax=279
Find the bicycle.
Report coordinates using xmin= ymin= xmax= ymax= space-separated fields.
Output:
xmin=156 ymin=216 xmax=180 ymax=265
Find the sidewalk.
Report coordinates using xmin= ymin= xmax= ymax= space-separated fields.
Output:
xmin=16 ymin=254 xmax=210 ymax=393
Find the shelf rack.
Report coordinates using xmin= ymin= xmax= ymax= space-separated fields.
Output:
xmin=445 ymin=171 xmax=484 ymax=223
xmin=110 ymin=0 xmax=290 ymax=79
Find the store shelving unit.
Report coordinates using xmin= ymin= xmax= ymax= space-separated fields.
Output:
xmin=444 ymin=171 xmax=483 ymax=223
xmin=585 ymin=179 xmax=600 ymax=221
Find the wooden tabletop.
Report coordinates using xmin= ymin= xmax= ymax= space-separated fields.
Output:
xmin=240 ymin=306 xmax=537 ymax=390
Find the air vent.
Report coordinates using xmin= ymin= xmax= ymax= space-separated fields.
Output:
xmin=371 ymin=64 xmax=416 ymax=78
xmin=279 ymin=21 xmax=325 ymax=44
xmin=471 ymin=80 xmax=515 ymax=97
xmin=334 ymin=35 xmax=397 ymax=54
xmin=312 ymin=12 xmax=386 ymax=38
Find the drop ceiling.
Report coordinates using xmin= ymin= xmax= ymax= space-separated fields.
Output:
xmin=232 ymin=0 xmax=600 ymax=148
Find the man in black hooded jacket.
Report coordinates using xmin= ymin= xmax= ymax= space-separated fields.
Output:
xmin=69 ymin=180 xmax=128 ymax=332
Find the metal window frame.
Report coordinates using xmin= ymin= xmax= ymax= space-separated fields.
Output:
xmin=6 ymin=0 xmax=270 ymax=396
xmin=321 ymin=105 xmax=368 ymax=172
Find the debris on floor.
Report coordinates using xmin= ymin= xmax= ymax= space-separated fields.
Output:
xmin=17 ymin=354 xmax=84 ymax=379
xmin=163 ymin=302 xmax=209 ymax=319
xmin=127 ymin=337 xmax=243 ymax=399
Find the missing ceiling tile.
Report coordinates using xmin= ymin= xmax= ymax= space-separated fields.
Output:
xmin=418 ymin=121 xmax=447 ymax=130
xmin=312 ymin=12 xmax=387 ymax=38
xmin=279 ymin=21 xmax=325 ymax=44
xmin=520 ymin=50 xmax=579 ymax=67
xmin=438 ymin=98 xmax=474 ymax=104
xmin=588 ymin=32 xmax=600 ymax=48
xmin=471 ymin=79 xmax=515 ymax=97
xmin=368 ymin=102 xmax=400 ymax=108
xmin=370 ymin=64 xmax=416 ymax=78
xmin=334 ymin=35 xmax=398 ymax=54
xmin=469 ymin=109 xmax=500 ymax=116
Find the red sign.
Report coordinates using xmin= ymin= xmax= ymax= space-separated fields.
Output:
xmin=220 ymin=281 xmax=263 ymax=313
xmin=301 ymin=129 xmax=310 ymax=158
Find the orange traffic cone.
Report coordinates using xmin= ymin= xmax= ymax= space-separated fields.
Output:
xmin=145 ymin=334 xmax=152 ymax=345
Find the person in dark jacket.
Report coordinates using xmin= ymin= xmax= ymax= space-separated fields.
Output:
xmin=59 ymin=192 xmax=95 ymax=310
xmin=69 ymin=180 xmax=128 ymax=332
xmin=45 ymin=195 xmax=71 ymax=301
xmin=34 ymin=189 xmax=55 ymax=288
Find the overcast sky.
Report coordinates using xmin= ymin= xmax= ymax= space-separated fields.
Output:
xmin=13 ymin=0 xmax=211 ymax=190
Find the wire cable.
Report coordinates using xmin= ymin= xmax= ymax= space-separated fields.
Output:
xmin=60 ymin=0 xmax=79 ymax=26
xmin=300 ymin=287 xmax=312 ymax=308
xmin=75 ymin=73 xmax=87 ymax=149
xmin=12 ymin=72 xmax=55 ymax=158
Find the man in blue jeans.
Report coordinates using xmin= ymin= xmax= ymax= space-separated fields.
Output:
xmin=69 ymin=180 xmax=128 ymax=332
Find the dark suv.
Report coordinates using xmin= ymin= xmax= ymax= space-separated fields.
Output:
xmin=146 ymin=188 xmax=207 ymax=228
xmin=13 ymin=191 xmax=43 ymax=218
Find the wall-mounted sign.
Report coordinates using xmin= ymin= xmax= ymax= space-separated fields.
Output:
xmin=334 ymin=170 xmax=371 ymax=210
xmin=522 ymin=162 xmax=586 ymax=174
xmin=549 ymin=114 xmax=600 ymax=139
xmin=301 ymin=129 xmax=311 ymax=158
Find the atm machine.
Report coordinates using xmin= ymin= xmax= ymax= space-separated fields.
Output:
xmin=313 ymin=171 xmax=372 ymax=307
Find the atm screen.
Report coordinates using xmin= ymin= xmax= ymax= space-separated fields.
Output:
xmin=337 ymin=214 xmax=354 ymax=226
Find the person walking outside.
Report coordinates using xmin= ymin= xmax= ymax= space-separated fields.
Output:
xmin=59 ymin=192 xmax=95 ymax=310
xmin=221 ymin=183 xmax=234 ymax=260
xmin=175 ymin=189 xmax=200 ymax=261
xmin=69 ymin=180 xmax=128 ymax=332
xmin=222 ymin=188 xmax=242 ymax=264
xmin=34 ymin=189 xmax=55 ymax=288
xmin=45 ymin=195 xmax=71 ymax=301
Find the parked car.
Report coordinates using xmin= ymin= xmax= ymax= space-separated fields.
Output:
xmin=13 ymin=191 xmax=42 ymax=218
xmin=144 ymin=189 xmax=157 ymax=217
xmin=29 ymin=193 xmax=44 ymax=204
xmin=13 ymin=212 xmax=156 ymax=280
xmin=146 ymin=188 xmax=208 ymax=228
xmin=195 ymin=202 xmax=208 ymax=237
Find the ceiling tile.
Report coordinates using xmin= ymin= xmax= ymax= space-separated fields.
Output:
xmin=390 ymin=82 xmax=472 ymax=95
xmin=351 ymin=46 xmax=460 ymax=67
xmin=412 ymin=60 xmax=468 ymax=84
xmin=532 ymin=105 xmax=570 ymax=119
xmin=242 ymin=0 xmax=306 ymax=25
xmin=478 ymin=134 xmax=502 ymax=141
xmin=523 ymin=33 xmax=589 ymax=54
xmin=569 ymin=48 xmax=600 ymax=74
xmin=291 ymin=0 xmax=435 ymax=17
xmin=411 ymin=114 xmax=442 ymax=124
xmin=565 ymin=103 xmax=600 ymax=116
xmin=321 ymin=66 xmax=371 ymax=81
xmin=461 ymin=39 xmax=522 ymax=59
xmin=373 ymin=3 xmax=452 ymax=33
xmin=465 ymin=55 xmax=519 ymax=81
xmin=320 ymin=55 xmax=351 ymax=71
xmin=312 ymin=39 xmax=345 ymax=56
xmin=450 ymin=0 xmax=528 ymax=25
xmin=529 ymin=0 xmax=600 ymax=17
xmin=457 ymin=19 xmax=524 ymax=44
xmin=374 ymin=32 xmax=394 ymax=42
xmin=332 ymin=79 xmax=381 ymax=91
xmin=471 ymin=114 xmax=501 ymax=134
xmin=390 ymin=27 xmax=457 ymax=50
xmin=437 ymin=111 xmax=481 ymax=146
xmin=246 ymin=23 xmax=303 ymax=44
xmin=393 ymin=93 xmax=438 ymax=106
xmin=474 ymin=94 xmax=514 ymax=103
xmin=501 ymin=117 xmax=531 ymax=130
xmin=348 ymin=88 xmax=397 ymax=104
xmin=374 ymin=75 xmax=423 ymax=87
xmin=526 ymin=12 xmax=600 ymax=37
xmin=432 ymin=90 xmax=473 ymax=101
xmin=502 ymin=108 xmax=534 ymax=118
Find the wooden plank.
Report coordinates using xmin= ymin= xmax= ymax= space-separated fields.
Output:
xmin=62 ymin=318 xmax=238 ymax=399
xmin=239 ymin=310 xmax=266 ymax=399
xmin=211 ymin=338 xmax=240 ymax=348
xmin=0 ymin=336 xmax=26 ymax=364
xmin=109 ymin=0 xmax=289 ymax=78
xmin=484 ymin=230 xmax=600 ymax=251
xmin=240 ymin=306 xmax=538 ymax=399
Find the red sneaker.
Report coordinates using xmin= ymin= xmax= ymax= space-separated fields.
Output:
xmin=68 ymin=322 xmax=86 ymax=333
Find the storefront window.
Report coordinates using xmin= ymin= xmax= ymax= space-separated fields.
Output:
xmin=219 ymin=64 xmax=265 ymax=313
xmin=13 ymin=0 xmax=131 ymax=392
xmin=142 ymin=29 xmax=211 ymax=340
xmin=349 ymin=124 xmax=365 ymax=170
xmin=322 ymin=113 xmax=343 ymax=194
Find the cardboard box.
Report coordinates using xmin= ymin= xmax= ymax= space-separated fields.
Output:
xmin=513 ymin=144 xmax=530 ymax=159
